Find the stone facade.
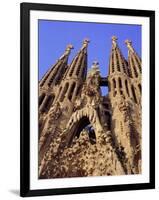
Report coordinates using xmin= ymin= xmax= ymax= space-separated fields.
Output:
xmin=38 ymin=37 xmax=142 ymax=178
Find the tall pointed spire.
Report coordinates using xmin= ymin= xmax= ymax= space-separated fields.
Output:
xmin=64 ymin=38 xmax=89 ymax=80
xmin=109 ymin=36 xmax=129 ymax=75
xmin=125 ymin=39 xmax=141 ymax=78
xmin=56 ymin=39 xmax=89 ymax=103
xmin=39 ymin=44 xmax=73 ymax=88
xmin=108 ymin=36 xmax=133 ymax=100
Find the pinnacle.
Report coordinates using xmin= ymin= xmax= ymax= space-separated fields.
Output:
xmin=65 ymin=44 xmax=74 ymax=52
xmin=83 ymin=38 xmax=90 ymax=44
xmin=82 ymin=38 xmax=90 ymax=49
xmin=111 ymin=36 xmax=118 ymax=41
xmin=125 ymin=39 xmax=134 ymax=52
xmin=63 ymin=44 xmax=74 ymax=56
xmin=125 ymin=39 xmax=132 ymax=46
xmin=111 ymin=36 xmax=118 ymax=49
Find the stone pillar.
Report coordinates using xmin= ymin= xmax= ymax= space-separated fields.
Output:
xmin=66 ymin=82 xmax=73 ymax=99
xmin=39 ymin=95 xmax=48 ymax=112
xmin=54 ymin=86 xmax=62 ymax=102
xmin=128 ymin=82 xmax=134 ymax=100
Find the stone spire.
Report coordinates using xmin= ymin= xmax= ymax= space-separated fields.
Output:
xmin=125 ymin=39 xmax=141 ymax=78
xmin=63 ymin=39 xmax=89 ymax=80
xmin=109 ymin=36 xmax=129 ymax=75
xmin=39 ymin=44 xmax=73 ymax=88
xmin=56 ymin=39 xmax=89 ymax=103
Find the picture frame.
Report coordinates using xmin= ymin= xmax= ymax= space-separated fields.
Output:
xmin=20 ymin=2 xmax=155 ymax=197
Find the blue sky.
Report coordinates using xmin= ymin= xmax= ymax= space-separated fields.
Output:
xmin=38 ymin=20 xmax=141 ymax=95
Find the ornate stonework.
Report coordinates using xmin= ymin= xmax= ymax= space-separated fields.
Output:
xmin=38 ymin=37 xmax=142 ymax=178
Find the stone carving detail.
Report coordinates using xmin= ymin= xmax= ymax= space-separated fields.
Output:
xmin=49 ymin=102 xmax=62 ymax=121
xmin=40 ymin=129 xmax=125 ymax=178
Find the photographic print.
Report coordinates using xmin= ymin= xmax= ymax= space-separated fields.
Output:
xmin=38 ymin=21 xmax=142 ymax=179
xmin=20 ymin=3 xmax=155 ymax=197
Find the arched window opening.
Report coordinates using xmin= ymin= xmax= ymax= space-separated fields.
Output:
xmin=81 ymin=66 xmax=86 ymax=79
xmin=68 ymin=82 xmax=76 ymax=101
xmin=113 ymin=79 xmax=116 ymax=89
xmin=120 ymin=90 xmax=124 ymax=97
xmin=119 ymin=78 xmax=122 ymax=88
xmin=75 ymin=85 xmax=81 ymax=97
xmin=69 ymin=117 xmax=96 ymax=145
xmin=42 ymin=95 xmax=54 ymax=112
xmin=60 ymin=82 xmax=69 ymax=102
xmin=138 ymin=84 xmax=142 ymax=94
xmin=84 ymin=124 xmax=96 ymax=145
xmin=113 ymin=91 xmax=117 ymax=97
xmin=125 ymin=80 xmax=130 ymax=97
xmin=39 ymin=93 xmax=45 ymax=106
xmin=70 ymin=117 xmax=96 ymax=145
xmin=131 ymin=85 xmax=137 ymax=103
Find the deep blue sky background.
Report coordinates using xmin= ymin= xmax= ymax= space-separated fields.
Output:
xmin=38 ymin=20 xmax=141 ymax=95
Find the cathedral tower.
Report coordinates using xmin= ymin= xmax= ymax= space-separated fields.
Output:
xmin=108 ymin=36 xmax=141 ymax=174
xmin=39 ymin=44 xmax=73 ymax=114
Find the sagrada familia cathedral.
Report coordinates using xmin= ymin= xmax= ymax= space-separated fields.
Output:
xmin=38 ymin=36 xmax=142 ymax=179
